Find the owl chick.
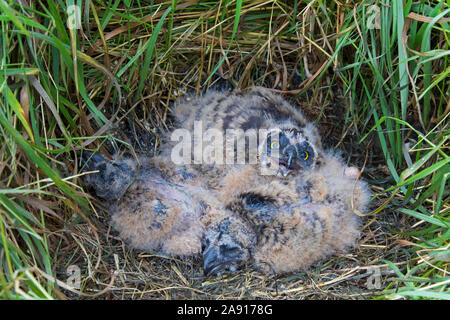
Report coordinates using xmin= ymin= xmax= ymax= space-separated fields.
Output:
xmin=81 ymin=87 xmax=371 ymax=276
xmin=158 ymin=87 xmax=323 ymax=183
xmin=215 ymin=152 xmax=370 ymax=274
xmin=82 ymin=152 xmax=206 ymax=256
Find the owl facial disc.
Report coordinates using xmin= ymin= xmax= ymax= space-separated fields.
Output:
xmin=261 ymin=128 xmax=316 ymax=177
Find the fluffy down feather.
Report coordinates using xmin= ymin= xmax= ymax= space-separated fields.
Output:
xmin=82 ymin=88 xmax=371 ymax=275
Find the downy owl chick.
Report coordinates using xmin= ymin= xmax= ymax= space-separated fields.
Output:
xmin=82 ymin=87 xmax=371 ymax=275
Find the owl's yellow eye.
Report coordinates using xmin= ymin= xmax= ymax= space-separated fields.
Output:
xmin=270 ymin=141 xmax=280 ymax=149
xmin=301 ymin=151 xmax=309 ymax=160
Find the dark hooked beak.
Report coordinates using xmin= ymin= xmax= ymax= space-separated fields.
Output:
xmin=202 ymin=246 xmax=242 ymax=276
xmin=278 ymin=147 xmax=297 ymax=177
xmin=281 ymin=146 xmax=296 ymax=168
xmin=286 ymin=150 xmax=294 ymax=168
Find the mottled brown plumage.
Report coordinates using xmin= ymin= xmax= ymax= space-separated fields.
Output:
xmin=82 ymin=87 xmax=371 ymax=275
xmin=161 ymin=87 xmax=323 ymax=182
xmin=220 ymin=152 xmax=369 ymax=273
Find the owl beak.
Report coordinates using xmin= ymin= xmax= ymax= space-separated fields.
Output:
xmin=279 ymin=148 xmax=295 ymax=177
xmin=279 ymin=164 xmax=291 ymax=177
xmin=202 ymin=246 xmax=242 ymax=276
xmin=286 ymin=151 xmax=294 ymax=168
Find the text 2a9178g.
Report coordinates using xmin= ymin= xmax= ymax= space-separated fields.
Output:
xmin=221 ymin=304 xmax=273 ymax=315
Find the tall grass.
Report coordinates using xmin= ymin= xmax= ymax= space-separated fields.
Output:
xmin=340 ymin=1 xmax=449 ymax=299
xmin=0 ymin=0 xmax=448 ymax=299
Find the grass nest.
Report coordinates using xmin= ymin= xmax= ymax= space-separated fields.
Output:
xmin=1 ymin=0 xmax=448 ymax=300
xmin=56 ymin=84 xmax=398 ymax=300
